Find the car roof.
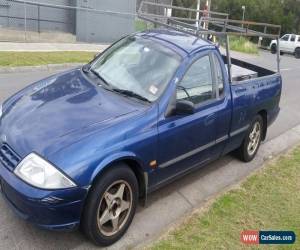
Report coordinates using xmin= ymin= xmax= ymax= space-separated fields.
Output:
xmin=136 ymin=29 xmax=214 ymax=56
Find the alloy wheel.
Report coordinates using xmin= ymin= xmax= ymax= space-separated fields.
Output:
xmin=97 ymin=180 xmax=133 ymax=237
xmin=247 ymin=121 xmax=261 ymax=156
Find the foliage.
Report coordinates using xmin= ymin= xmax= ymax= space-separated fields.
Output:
xmin=229 ymin=36 xmax=258 ymax=54
xmin=135 ymin=19 xmax=154 ymax=31
xmin=135 ymin=19 xmax=148 ymax=31
xmin=211 ymin=0 xmax=300 ymax=35
xmin=172 ymin=0 xmax=300 ymax=35
xmin=172 ymin=0 xmax=197 ymax=18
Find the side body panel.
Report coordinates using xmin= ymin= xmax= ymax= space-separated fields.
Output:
xmin=223 ymin=74 xmax=282 ymax=155
xmin=148 ymin=47 xmax=233 ymax=191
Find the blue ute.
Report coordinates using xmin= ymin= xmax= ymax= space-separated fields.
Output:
xmin=0 ymin=29 xmax=282 ymax=246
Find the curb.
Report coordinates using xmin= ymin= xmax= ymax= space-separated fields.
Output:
xmin=0 ymin=63 xmax=84 ymax=74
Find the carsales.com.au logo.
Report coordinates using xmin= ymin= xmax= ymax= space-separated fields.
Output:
xmin=241 ymin=230 xmax=296 ymax=245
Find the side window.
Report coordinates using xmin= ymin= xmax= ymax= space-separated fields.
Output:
xmin=290 ymin=35 xmax=296 ymax=42
xmin=212 ymin=53 xmax=224 ymax=97
xmin=177 ymin=55 xmax=214 ymax=105
xmin=281 ymin=35 xmax=290 ymax=41
xmin=298 ymin=36 xmax=300 ymax=42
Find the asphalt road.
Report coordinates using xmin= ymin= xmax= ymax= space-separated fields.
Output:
xmin=0 ymin=51 xmax=300 ymax=249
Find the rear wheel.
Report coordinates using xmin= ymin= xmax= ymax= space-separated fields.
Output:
xmin=82 ymin=164 xmax=138 ymax=246
xmin=237 ymin=115 xmax=263 ymax=162
xmin=295 ymin=48 xmax=300 ymax=59
xmin=270 ymin=44 xmax=277 ymax=54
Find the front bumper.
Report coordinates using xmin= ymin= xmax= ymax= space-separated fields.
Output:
xmin=0 ymin=160 xmax=89 ymax=231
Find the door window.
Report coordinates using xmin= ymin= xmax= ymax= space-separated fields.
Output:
xmin=281 ymin=35 xmax=290 ymax=41
xmin=212 ymin=53 xmax=224 ymax=97
xmin=290 ymin=35 xmax=296 ymax=42
xmin=177 ymin=55 xmax=215 ymax=105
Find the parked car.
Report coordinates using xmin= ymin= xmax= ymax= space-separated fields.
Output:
xmin=0 ymin=29 xmax=282 ymax=246
xmin=270 ymin=34 xmax=300 ymax=58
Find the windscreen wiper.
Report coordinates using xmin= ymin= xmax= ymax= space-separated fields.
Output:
xmin=89 ymin=69 xmax=111 ymax=87
xmin=112 ymin=88 xmax=151 ymax=103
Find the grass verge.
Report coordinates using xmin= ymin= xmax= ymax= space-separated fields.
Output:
xmin=151 ymin=146 xmax=300 ymax=250
xmin=229 ymin=36 xmax=259 ymax=54
xmin=0 ymin=51 xmax=95 ymax=67
xmin=135 ymin=19 xmax=154 ymax=31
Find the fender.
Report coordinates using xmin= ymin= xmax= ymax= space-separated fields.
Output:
xmin=90 ymin=151 xmax=146 ymax=184
xmin=89 ymin=151 xmax=149 ymax=206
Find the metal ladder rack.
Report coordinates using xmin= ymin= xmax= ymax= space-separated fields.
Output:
xmin=138 ymin=1 xmax=282 ymax=82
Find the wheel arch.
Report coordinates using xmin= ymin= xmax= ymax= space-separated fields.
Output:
xmin=294 ymin=47 xmax=300 ymax=58
xmin=258 ymin=110 xmax=268 ymax=141
xmin=90 ymin=153 xmax=148 ymax=203
xmin=270 ymin=43 xmax=277 ymax=54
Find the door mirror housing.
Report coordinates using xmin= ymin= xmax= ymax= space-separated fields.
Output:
xmin=176 ymin=100 xmax=195 ymax=115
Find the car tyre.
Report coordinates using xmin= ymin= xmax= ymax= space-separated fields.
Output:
xmin=82 ymin=164 xmax=138 ymax=246
xmin=270 ymin=44 xmax=277 ymax=54
xmin=236 ymin=115 xmax=263 ymax=162
xmin=295 ymin=48 xmax=300 ymax=59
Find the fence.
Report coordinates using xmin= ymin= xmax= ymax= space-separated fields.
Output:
xmin=0 ymin=0 xmax=138 ymax=43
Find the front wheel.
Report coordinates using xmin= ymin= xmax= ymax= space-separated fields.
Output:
xmin=82 ymin=164 xmax=138 ymax=246
xmin=237 ymin=115 xmax=263 ymax=162
xmin=270 ymin=44 xmax=277 ymax=54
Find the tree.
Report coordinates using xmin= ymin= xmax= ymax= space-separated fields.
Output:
xmin=171 ymin=0 xmax=300 ymax=35
xmin=172 ymin=0 xmax=197 ymax=18
xmin=211 ymin=0 xmax=300 ymax=35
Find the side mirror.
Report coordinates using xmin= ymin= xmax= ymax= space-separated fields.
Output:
xmin=176 ymin=100 xmax=195 ymax=115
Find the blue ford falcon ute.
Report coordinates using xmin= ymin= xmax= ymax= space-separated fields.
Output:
xmin=0 ymin=29 xmax=281 ymax=246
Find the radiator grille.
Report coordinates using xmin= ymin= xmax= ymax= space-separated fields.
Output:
xmin=0 ymin=144 xmax=21 ymax=171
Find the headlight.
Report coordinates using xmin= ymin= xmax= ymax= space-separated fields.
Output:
xmin=14 ymin=153 xmax=76 ymax=189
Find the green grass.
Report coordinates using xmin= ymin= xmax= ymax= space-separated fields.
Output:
xmin=135 ymin=19 xmax=154 ymax=31
xmin=0 ymin=51 xmax=95 ymax=67
xmin=151 ymin=147 xmax=300 ymax=250
xmin=229 ymin=36 xmax=259 ymax=54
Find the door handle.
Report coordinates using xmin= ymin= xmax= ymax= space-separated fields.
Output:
xmin=204 ymin=113 xmax=216 ymax=126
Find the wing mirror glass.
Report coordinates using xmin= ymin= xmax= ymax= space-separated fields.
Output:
xmin=176 ymin=100 xmax=195 ymax=115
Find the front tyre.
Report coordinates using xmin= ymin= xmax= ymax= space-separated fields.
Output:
xmin=82 ymin=164 xmax=138 ymax=246
xmin=237 ymin=115 xmax=263 ymax=162
xmin=270 ymin=44 xmax=277 ymax=54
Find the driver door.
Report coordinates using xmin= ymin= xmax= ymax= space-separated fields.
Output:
xmin=280 ymin=34 xmax=290 ymax=52
xmin=155 ymin=52 xmax=221 ymax=184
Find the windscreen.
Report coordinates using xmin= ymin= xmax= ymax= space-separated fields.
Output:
xmin=91 ymin=36 xmax=181 ymax=102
